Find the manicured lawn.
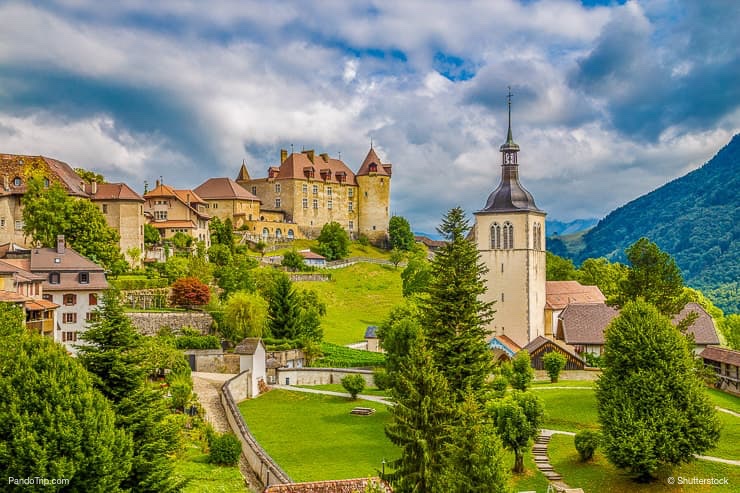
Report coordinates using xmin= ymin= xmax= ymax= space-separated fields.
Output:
xmin=294 ymin=263 xmax=403 ymax=345
xmin=259 ymin=240 xmax=392 ymax=260
xmin=533 ymin=379 xmax=596 ymax=388
xmin=534 ymin=386 xmax=600 ymax=432
xmin=238 ymin=390 xmax=398 ymax=482
xmin=707 ymin=412 xmax=740 ymax=460
xmin=174 ymin=429 xmax=246 ymax=493
xmin=296 ymin=384 xmax=390 ymax=398
xmin=549 ymin=433 xmax=740 ymax=492
xmin=707 ymin=388 xmax=740 ymax=414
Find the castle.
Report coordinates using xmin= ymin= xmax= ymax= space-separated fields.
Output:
xmin=233 ymin=147 xmax=392 ymax=245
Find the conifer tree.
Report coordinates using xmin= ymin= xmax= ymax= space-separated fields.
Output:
xmin=267 ymin=273 xmax=302 ymax=340
xmin=421 ymin=207 xmax=495 ymax=400
xmin=596 ymin=299 xmax=720 ymax=482
xmin=385 ymin=341 xmax=454 ymax=493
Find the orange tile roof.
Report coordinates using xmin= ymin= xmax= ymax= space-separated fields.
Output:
xmin=194 ymin=177 xmax=261 ymax=201
xmin=356 ymin=147 xmax=391 ymax=177
xmin=26 ymin=299 xmax=59 ymax=310
xmin=0 ymin=291 xmax=28 ymax=303
xmin=90 ymin=182 xmax=144 ymax=201
xmin=145 ymin=184 xmax=209 ymax=219
xmin=275 ymin=152 xmax=358 ymax=185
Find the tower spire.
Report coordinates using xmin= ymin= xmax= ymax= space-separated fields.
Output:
xmin=500 ymin=85 xmax=519 ymax=153
xmin=506 ymin=86 xmax=514 ymax=144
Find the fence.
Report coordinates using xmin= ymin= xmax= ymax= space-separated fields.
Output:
xmin=220 ymin=372 xmax=292 ymax=488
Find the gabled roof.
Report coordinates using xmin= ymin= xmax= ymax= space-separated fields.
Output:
xmin=672 ymin=302 xmax=720 ymax=345
xmin=90 ymin=182 xmax=144 ymax=202
xmin=356 ymin=147 xmax=391 ymax=177
xmin=558 ymin=303 xmax=620 ymax=344
xmin=0 ymin=154 xmax=89 ymax=197
xmin=263 ymin=478 xmax=392 ymax=493
xmin=275 ymin=152 xmax=358 ymax=185
xmin=546 ymin=281 xmax=606 ymax=310
xmin=365 ymin=325 xmax=378 ymax=339
xmin=144 ymin=183 xmax=210 ymax=219
xmin=700 ymin=346 xmax=740 ymax=367
xmin=30 ymin=245 xmax=106 ymax=272
xmin=298 ymin=250 xmax=325 ymax=260
xmin=194 ymin=177 xmax=261 ymax=201
xmin=522 ymin=335 xmax=584 ymax=363
xmin=489 ymin=334 xmax=522 ymax=357
xmin=237 ymin=161 xmax=251 ymax=182
xmin=234 ymin=337 xmax=265 ymax=355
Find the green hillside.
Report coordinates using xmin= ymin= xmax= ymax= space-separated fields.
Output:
xmin=571 ymin=134 xmax=740 ymax=313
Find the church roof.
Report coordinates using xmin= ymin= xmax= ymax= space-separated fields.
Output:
xmin=194 ymin=177 xmax=261 ymax=202
xmin=479 ymin=169 xmax=542 ymax=213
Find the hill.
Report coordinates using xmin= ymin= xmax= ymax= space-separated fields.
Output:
xmin=570 ymin=134 xmax=740 ymax=314
xmin=546 ymin=218 xmax=598 ymax=236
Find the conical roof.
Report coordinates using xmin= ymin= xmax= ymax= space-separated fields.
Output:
xmin=356 ymin=147 xmax=391 ymax=176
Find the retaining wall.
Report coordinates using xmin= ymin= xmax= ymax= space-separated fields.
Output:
xmin=125 ymin=312 xmax=214 ymax=336
xmin=221 ymin=372 xmax=291 ymax=488
xmin=276 ymin=367 xmax=374 ymax=387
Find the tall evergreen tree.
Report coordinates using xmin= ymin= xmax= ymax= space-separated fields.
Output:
xmin=385 ymin=341 xmax=454 ymax=493
xmin=596 ymin=299 xmax=720 ymax=482
xmin=267 ymin=273 xmax=301 ymax=339
xmin=421 ymin=207 xmax=495 ymax=400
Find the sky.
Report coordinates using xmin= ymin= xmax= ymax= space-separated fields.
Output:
xmin=1 ymin=0 xmax=738 ymax=233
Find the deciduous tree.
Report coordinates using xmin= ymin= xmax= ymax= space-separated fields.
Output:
xmin=223 ymin=290 xmax=269 ymax=342
xmin=388 ymin=215 xmax=415 ymax=251
xmin=509 ymin=350 xmax=534 ymax=391
xmin=317 ymin=221 xmax=350 ymax=260
xmin=490 ymin=391 xmax=544 ymax=473
xmin=543 ymin=351 xmax=567 ymax=383
xmin=596 ymin=299 xmax=720 ymax=482
xmin=401 ymin=249 xmax=431 ymax=297
xmin=170 ymin=276 xmax=211 ymax=308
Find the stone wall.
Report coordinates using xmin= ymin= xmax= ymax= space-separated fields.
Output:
xmin=181 ymin=350 xmax=240 ymax=373
xmin=276 ymin=367 xmax=374 ymax=387
xmin=125 ymin=312 xmax=214 ymax=336
xmin=221 ymin=372 xmax=291 ymax=487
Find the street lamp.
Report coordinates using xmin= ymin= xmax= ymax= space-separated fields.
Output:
xmin=381 ymin=458 xmax=386 ymax=477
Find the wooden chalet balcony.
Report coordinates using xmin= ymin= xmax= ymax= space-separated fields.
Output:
xmin=26 ymin=318 xmax=54 ymax=335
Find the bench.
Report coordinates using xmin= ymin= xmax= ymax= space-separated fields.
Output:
xmin=350 ymin=407 xmax=376 ymax=416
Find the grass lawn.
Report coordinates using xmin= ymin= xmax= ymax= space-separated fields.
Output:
xmin=295 ymin=263 xmax=403 ymax=345
xmin=707 ymin=412 xmax=740 ymax=460
xmin=174 ymin=428 xmax=246 ymax=493
xmin=296 ymin=384 xmax=390 ymax=398
xmin=533 ymin=380 xmax=596 ymax=388
xmin=707 ymin=388 xmax=740 ymax=414
xmin=549 ymin=433 xmax=740 ymax=493
xmin=534 ymin=386 xmax=600 ymax=433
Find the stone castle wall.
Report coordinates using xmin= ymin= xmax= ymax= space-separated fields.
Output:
xmin=125 ymin=312 xmax=214 ymax=336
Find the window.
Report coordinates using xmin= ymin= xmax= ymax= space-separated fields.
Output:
xmin=348 ymin=188 xmax=354 ymax=198
xmin=348 ymin=220 xmax=354 ymax=230
xmin=262 ymin=228 xmax=269 ymax=239
xmin=0 ymin=218 xmax=4 ymax=228
xmin=43 ymin=178 xmax=50 ymax=188
xmin=275 ymin=183 xmax=281 ymax=193
xmin=327 ymin=187 xmax=332 ymax=196
xmin=364 ymin=191 xmax=368 ymax=197
xmin=102 ymin=204 xmax=108 ymax=214
xmin=62 ymin=331 xmax=77 ymax=342
xmin=533 ymin=222 xmax=542 ymax=250
xmin=43 ymin=294 xmax=52 ymax=302
xmin=13 ymin=176 xmax=21 ymax=186
xmin=64 ymin=294 xmax=77 ymax=306
xmin=491 ymin=223 xmax=501 ymax=249
xmin=79 ymin=272 xmax=89 ymax=284
xmin=348 ymin=201 xmax=353 ymax=212
xmin=503 ymin=221 xmax=514 ymax=249
xmin=252 ymin=186 xmax=257 ymax=195
xmin=312 ymin=199 xmax=318 ymax=209
xmin=154 ymin=211 xmax=167 ymax=221
xmin=275 ymin=198 xmax=281 ymax=208
xmin=302 ymin=198 xmax=308 ymax=209
xmin=49 ymin=272 xmax=60 ymax=284
xmin=501 ymin=293 xmax=505 ymax=302
xmin=372 ymin=225 xmax=376 ymax=230
xmin=302 ymin=184 xmax=308 ymax=193
xmin=89 ymin=293 xmax=98 ymax=306
xmin=327 ymin=199 xmax=333 ymax=210
xmin=312 ymin=185 xmax=319 ymax=195
xmin=275 ymin=228 xmax=282 ymax=239
xmin=62 ymin=313 xmax=77 ymax=324
xmin=86 ymin=312 xmax=100 ymax=322
xmin=287 ymin=229 xmax=294 ymax=239
xmin=15 ymin=220 xmax=23 ymax=231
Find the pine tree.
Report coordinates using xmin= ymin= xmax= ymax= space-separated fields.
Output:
xmin=421 ymin=207 xmax=495 ymax=400
xmin=385 ymin=342 xmax=454 ymax=493
xmin=267 ymin=274 xmax=302 ymax=340
xmin=596 ymin=299 xmax=720 ymax=482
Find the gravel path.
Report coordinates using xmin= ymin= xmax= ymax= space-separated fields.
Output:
xmin=192 ymin=373 xmax=262 ymax=492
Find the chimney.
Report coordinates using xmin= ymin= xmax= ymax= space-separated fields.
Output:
xmin=91 ymin=181 xmax=98 ymax=194
xmin=304 ymin=149 xmax=315 ymax=164
xmin=57 ymin=235 xmax=65 ymax=254
xmin=155 ymin=179 xmax=161 ymax=188
xmin=280 ymin=149 xmax=288 ymax=162
xmin=320 ymin=153 xmax=329 ymax=163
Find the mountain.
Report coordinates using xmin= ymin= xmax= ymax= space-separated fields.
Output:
xmin=568 ymin=134 xmax=740 ymax=314
xmin=546 ymin=218 xmax=599 ymax=236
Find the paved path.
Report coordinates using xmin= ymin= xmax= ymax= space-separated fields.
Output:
xmin=716 ymin=406 xmax=740 ymax=418
xmin=271 ymin=384 xmax=393 ymax=406
xmin=192 ymin=373 xmax=261 ymax=492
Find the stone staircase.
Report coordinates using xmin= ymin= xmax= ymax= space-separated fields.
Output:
xmin=533 ymin=433 xmax=562 ymax=481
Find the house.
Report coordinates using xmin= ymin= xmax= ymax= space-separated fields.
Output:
xmin=700 ymin=346 xmax=740 ymax=393
xmin=0 ymin=258 xmax=58 ymax=336
xmin=488 ymin=334 xmax=522 ymax=362
xmin=545 ymin=281 xmax=606 ymax=338
xmin=193 ymin=176 xmax=261 ymax=229
xmin=263 ymin=478 xmax=392 ymax=493
xmin=144 ymin=180 xmax=210 ymax=246
xmin=557 ymin=302 xmax=720 ymax=357
xmin=236 ymin=147 xmax=392 ymax=245
xmin=299 ymin=249 xmax=326 ymax=267
xmin=522 ymin=336 xmax=585 ymax=370
xmin=9 ymin=236 xmax=108 ymax=354
xmin=89 ymin=182 xmax=146 ymax=268
xmin=234 ymin=337 xmax=267 ymax=398
xmin=365 ymin=325 xmax=381 ymax=352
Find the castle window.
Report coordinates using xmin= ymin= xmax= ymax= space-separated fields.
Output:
xmin=327 ymin=199 xmax=332 ymax=210
xmin=348 ymin=188 xmax=354 ymax=198
xmin=275 ymin=184 xmax=281 ymax=193
xmin=533 ymin=222 xmax=542 ymax=250
xmin=275 ymin=228 xmax=282 ymax=239
xmin=13 ymin=176 xmax=21 ymax=186
xmin=348 ymin=220 xmax=354 ymax=230
xmin=380 ymin=178 xmax=384 ymax=184
xmin=287 ymin=229 xmax=294 ymax=239
xmin=313 ymin=199 xmax=318 ymax=209
xmin=348 ymin=201 xmax=353 ymax=212
xmin=364 ymin=191 xmax=368 ymax=197
xmin=369 ymin=163 xmax=377 ymax=172
xmin=302 ymin=184 xmax=308 ymax=194
xmin=252 ymin=186 xmax=257 ymax=195
xmin=275 ymin=198 xmax=281 ymax=208
xmin=503 ymin=221 xmax=514 ymax=249
xmin=313 ymin=185 xmax=318 ymax=195
xmin=102 ymin=204 xmax=108 ymax=214
xmin=302 ymin=198 xmax=308 ymax=209
xmin=501 ymin=293 xmax=505 ymax=302
xmin=0 ymin=218 xmax=4 ymax=228
xmin=262 ymin=228 xmax=269 ymax=239
xmin=15 ymin=220 xmax=23 ymax=231
xmin=491 ymin=223 xmax=501 ymax=249
xmin=327 ymin=187 xmax=332 ymax=196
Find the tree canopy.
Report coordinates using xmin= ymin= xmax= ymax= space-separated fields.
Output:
xmin=316 ymin=221 xmax=350 ymax=260
xmin=388 ymin=215 xmax=415 ymax=251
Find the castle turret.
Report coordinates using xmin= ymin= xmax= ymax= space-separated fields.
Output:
xmin=355 ymin=146 xmax=391 ymax=245
xmin=474 ymin=89 xmax=546 ymax=349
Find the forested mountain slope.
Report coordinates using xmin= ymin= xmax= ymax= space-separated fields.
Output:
xmin=573 ymin=134 xmax=739 ymax=313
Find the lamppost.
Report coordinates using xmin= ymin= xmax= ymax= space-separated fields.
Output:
xmin=381 ymin=458 xmax=386 ymax=477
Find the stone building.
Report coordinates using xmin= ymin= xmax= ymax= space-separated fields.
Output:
xmin=144 ymin=181 xmax=210 ymax=246
xmin=474 ymin=98 xmax=546 ymax=348
xmin=89 ymin=182 xmax=146 ymax=268
xmin=235 ymin=147 xmax=392 ymax=245
xmin=193 ymin=176 xmax=261 ymax=229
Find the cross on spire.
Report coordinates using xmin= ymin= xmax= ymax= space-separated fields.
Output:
xmin=507 ymin=86 xmax=513 ymax=133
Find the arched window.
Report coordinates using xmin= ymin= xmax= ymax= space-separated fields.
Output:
xmin=503 ymin=221 xmax=514 ymax=249
xmin=287 ymin=229 xmax=294 ymax=239
xmin=275 ymin=228 xmax=282 ymax=239
xmin=490 ymin=223 xmax=501 ymax=249
xmin=262 ymin=228 xmax=269 ymax=239
xmin=13 ymin=176 xmax=22 ymax=187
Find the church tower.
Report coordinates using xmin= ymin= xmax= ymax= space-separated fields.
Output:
xmin=474 ymin=91 xmax=546 ymax=349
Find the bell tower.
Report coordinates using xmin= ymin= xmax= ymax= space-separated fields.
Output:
xmin=474 ymin=88 xmax=546 ymax=348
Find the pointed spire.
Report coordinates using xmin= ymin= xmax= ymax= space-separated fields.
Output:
xmin=500 ymin=85 xmax=520 ymax=152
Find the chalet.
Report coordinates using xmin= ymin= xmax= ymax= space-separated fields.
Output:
xmin=522 ymin=336 xmax=585 ymax=370
xmin=700 ymin=346 xmax=740 ymax=393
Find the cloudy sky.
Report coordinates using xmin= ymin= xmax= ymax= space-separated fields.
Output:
xmin=1 ymin=0 xmax=738 ymax=233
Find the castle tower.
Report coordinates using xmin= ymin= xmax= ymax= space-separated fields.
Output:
xmin=355 ymin=146 xmax=392 ymax=245
xmin=474 ymin=91 xmax=546 ymax=348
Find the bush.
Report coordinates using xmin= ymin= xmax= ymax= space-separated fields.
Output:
xmin=574 ymin=430 xmax=600 ymax=461
xmin=109 ymin=277 xmax=169 ymax=290
xmin=373 ymin=368 xmax=391 ymax=390
xmin=341 ymin=374 xmax=366 ymax=399
xmin=491 ymin=374 xmax=508 ymax=397
xmin=543 ymin=351 xmax=567 ymax=383
xmin=583 ymin=351 xmax=602 ymax=368
xmin=170 ymin=277 xmax=211 ymax=308
xmin=167 ymin=371 xmax=193 ymax=411
xmin=174 ymin=335 xmax=221 ymax=350
xmin=209 ymin=432 xmax=242 ymax=465
xmin=510 ymin=350 xmax=534 ymax=391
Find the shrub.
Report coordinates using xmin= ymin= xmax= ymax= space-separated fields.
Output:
xmin=491 ymin=374 xmax=508 ymax=397
xmin=373 ymin=368 xmax=392 ymax=390
xmin=543 ymin=351 xmax=567 ymax=383
xmin=281 ymin=249 xmax=307 ymax=271
xmin=341 ymin=374 xmax=366 ymax=399
xmin=174 ymin=335 xmax=221 ymax=350
xmin=574 ymin=430 xmax=600 ymax=461
xmin=170 ymin=277 xmax=210 ymax=308
xmin=510 ymin=350 xmax=534 ymax=391
xmin=583 ymin=351 xmax=602 ymax=368
xmin=209 ymin=432 xmax=242 ymax=465
xmin=167 ymin=371 xmax=193 ymax=411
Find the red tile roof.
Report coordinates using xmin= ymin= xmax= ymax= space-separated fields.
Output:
xmin=0 ymin=154 xmax=88 ymax=197
xmin=298 ymin=250 xmax=325 ymax=260
xmin=194 ymin=177 xmax=261 ymax=201
xmin=700 ymin=346 xmax=740 ymax=367
xmin=274 ymin=152 xmax=358 ymax=185
xmin=90 ymin=182 xmax=144 ymax=201
xmin=0 ymin=291 xmax=27 ymax=303
xmin=546 ymin=281 xmax=606 ymax=310
xmin=356 ymin=147 xmax=391 ymax=177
